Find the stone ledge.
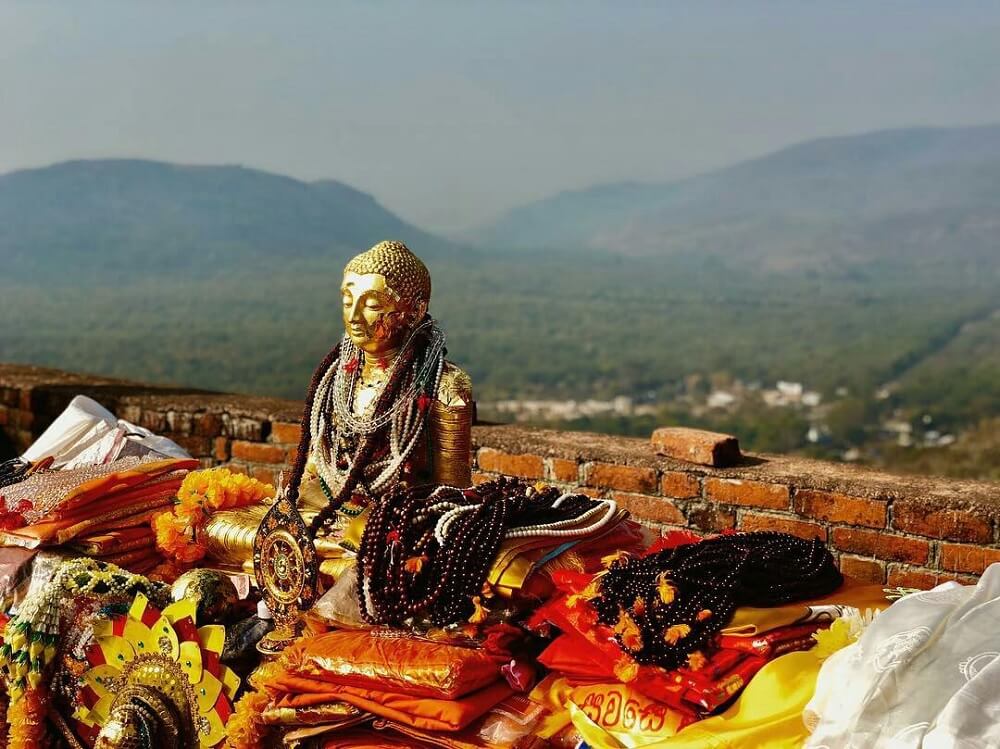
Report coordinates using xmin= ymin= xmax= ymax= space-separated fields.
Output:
xmin=3 ymin=362 xmax=1000 ymax=588
xmin=471 ymin=423 xmax=1000 ymax=511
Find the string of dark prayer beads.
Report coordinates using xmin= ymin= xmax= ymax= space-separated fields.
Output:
xmin=358 ymin=477 xmax=603 ymax=627
xmin=590 ymin=531 xmax=842 ymax=670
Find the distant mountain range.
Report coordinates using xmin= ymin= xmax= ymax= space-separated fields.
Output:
xmin=469 ymin=125 xmax=1000 ymax=273
xmin=0 ymin=159 xmax=457 ymax=281
xmin=2 ymin=126 xmax=999 ymax=282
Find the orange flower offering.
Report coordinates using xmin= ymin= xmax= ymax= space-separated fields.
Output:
xmin=153 ymin=467 xmax=274 ymax=566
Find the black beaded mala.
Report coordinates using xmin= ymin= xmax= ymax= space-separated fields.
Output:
xmin=357 ymin=477 xmax=603 ymax=627
xmin=590 ymin=531 xmax=842 ymax=670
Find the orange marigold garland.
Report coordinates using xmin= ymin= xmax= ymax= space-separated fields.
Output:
xmin=7 ymin=684 xmax=49 ymax=749
xmin=153 ymin=468 xmax=274 ymax=568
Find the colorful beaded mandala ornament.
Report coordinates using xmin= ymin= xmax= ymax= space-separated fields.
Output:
xmin=76 ymin=592 xmax=240 ymax=748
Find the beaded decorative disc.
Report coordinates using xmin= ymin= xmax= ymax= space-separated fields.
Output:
xmin=253 ymin=496 xmax=318 ymax=653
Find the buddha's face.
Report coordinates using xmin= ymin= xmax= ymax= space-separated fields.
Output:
xmin=341 ymin=271 xmax=413 ymax=357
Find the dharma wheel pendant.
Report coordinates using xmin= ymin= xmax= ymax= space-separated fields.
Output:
xmin=252 ymin=494 xmax=319 ymax=653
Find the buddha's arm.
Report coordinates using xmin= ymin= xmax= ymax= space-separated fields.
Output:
xmin=430 ymin=365 xmax=473 ymax=487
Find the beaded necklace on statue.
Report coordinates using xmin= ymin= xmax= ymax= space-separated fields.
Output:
xmin=590 ymin=531 xmax=842 ymax=670
xmin=310 ymin=319 xmax=445 ymax=501
xmin=357 ymin=477 xmax=620 ymax=628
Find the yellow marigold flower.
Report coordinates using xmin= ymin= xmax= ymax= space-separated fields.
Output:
xmin=664 ymin=623 xmax=692 ymax=645
xmin=631 ymin=596 xmax=646 ymax=617
xmin=614 ymin=608 xmax=644 ymax=651
xmin=404 ymin=555 xmax=427 ymax=574
xmin=696 ymin=608 xmax=713 ymax=621
xmin=686 ymin=650 xmax=708 ymax=671
xmin=657 ymin=572 xmax=676 ymax=605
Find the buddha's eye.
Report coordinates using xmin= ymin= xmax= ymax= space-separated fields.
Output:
xmin=365 ymin=299 xmax=383 ymax=311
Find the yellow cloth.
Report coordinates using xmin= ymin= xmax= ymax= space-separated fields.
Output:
xmin=723 ymin=579 xmax=890 ymax=636
xmin=566 ymin=650 xmax=822 ymax=749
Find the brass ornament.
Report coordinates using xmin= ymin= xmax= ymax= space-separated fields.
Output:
xmin=253 ymin=497 xmax=318 ymax=653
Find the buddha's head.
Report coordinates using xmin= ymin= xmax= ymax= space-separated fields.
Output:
xmin=341 ymin=240 xmax=432 ymax=358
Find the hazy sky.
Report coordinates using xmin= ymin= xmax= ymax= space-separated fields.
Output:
xmin=3 ymin=1 xmax=1000 ymax=232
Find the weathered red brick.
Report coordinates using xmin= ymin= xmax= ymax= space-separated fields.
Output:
xmin=886 ymin=563 xmax=978 ymax=590
xmin=651 ymin=427 xmax=741 ymax=467
xmin=939 ymin=543 xmax=1000 ymax=575
xmin=660 ymin=471 xmax=701 ymax=499
xmin=705 ymin=478 xmax=790 ymax=510
xmin=892 ymin=501 xmax=992 ymax=543
xmin=213 ymin=437 xmax=230 ymax=462
xmin=549 ymin=458 xmax=579 ymax=483
xmin=585 ymin=463 xmax=658 ymax=493
xmin=831 ymin=527 xmax=929 ymax=565
xmin=476 ymin=448 xmax=545 ymax=479
xmin=471 ymin=472 xmax=492 ymax=486
xmin=794 ymin=489 xmax=886 ymax=529
xmin=138 ymin=410 xmax=167 ymax=432
xmin=171 ymin=435 xmax=212 ymax=457
xmin=194 ymin=412 xmax=223 ymax=437
xmin=0 ymin=407 xmax=8 ymax=427
xmin=839 ymin=555 xmax=886 ymax=584
xmin=251 ymin=465 xmax=278 ymax=487
xmin=611 ymin=492 xmax=686 ymax=525
xmin=18 ymin=389 xmax=32 ymax=412
xmin=739 ymin=511 xmax=826 ymax=541
xmin=271 ymin=421 xmax=303 ymax=446
xmin=686 ymin=502 xmax=736 ymax=533
xmin=231 ymin=440 xmax=287 ymax=465
xmin=225 ymin=462 xmax=249 ymax=475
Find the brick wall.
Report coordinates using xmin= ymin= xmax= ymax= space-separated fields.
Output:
xmin=3 ymin=363 xmax=1000 ymax=589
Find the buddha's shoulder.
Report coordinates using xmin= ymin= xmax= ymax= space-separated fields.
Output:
xmin=435 ymin=361 xmax=473 ymax=408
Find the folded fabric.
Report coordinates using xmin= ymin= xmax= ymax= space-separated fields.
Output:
xmin=722 ymin=578 xmax=890 ymax=636
xmin=806 ymin=565 xmax=1000 ymax=748
xmin=270 ymin=669 xmax=514 ymax=732
xmin=69 ymin=526 xmax=155 ymax=555
xmin=282 ymin=629 xmax=502 ymax=700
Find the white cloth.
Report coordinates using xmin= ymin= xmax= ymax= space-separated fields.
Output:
xmin=805 ymin=564 xmax=1000 ymax=748
xmin=22 ymin=395 xmax=189 ymax=468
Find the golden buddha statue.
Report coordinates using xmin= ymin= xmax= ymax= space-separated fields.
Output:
xmin=249 ymin=240 xmax=473 ymax=648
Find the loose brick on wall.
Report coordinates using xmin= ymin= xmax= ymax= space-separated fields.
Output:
xmin=585 ymin=463 xmax=658 ymax=494
xmin=830 ymin=527 xmax=930 ymax=566
xmin=793 ymin=489 xmax=886 ymax=529
xmin=739 ymin=511 xmax=827 ymax=541
xmin=704 ymin=478 xmax=790 ymax=510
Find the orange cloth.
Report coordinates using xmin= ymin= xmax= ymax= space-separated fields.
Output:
xmin=283 ymin=629 xmax=501 ymax=700
xmin=271 ymin=670 xmax=513 ymax=732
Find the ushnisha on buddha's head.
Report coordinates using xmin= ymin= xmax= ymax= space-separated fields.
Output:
xmin=341 ymin=240 xmax=432 ymax=359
